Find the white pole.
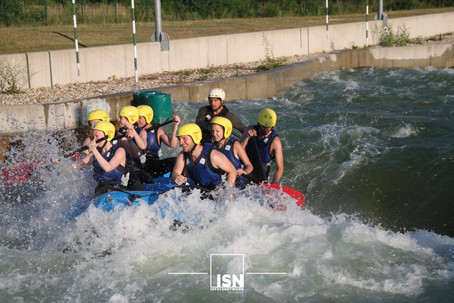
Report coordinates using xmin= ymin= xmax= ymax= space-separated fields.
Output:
xmin=131 ymin=0 xmax=138 ymax=91
xmin=366 ymin=0 xmax=369 ymax=47
xmin=71 ymin=0 xmax=80 ymax=76
xmin=325 ymin=0 xmax=329 ymax=37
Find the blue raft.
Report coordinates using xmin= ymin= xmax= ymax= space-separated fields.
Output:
xmin=70 ymin=174 xmax=306 ymax=219
xmin=71 ymin=175 xmax=182 ymax=219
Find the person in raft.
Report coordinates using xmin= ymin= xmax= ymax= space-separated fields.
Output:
xmin=240 ymin=108 xmax=284 ymax=185
xmin=171 ymin=123 xmax=237 ymax=190
xmin=136 ymin=105 xmax=181 ymax=177
xmin=77 ymin=109 xmax=111 ymax=158
xmin=80 ymin=121 xmax=142 ymax=195
xmin=210 ymin=116 xmax=254 ymax=189
xmin=86 ymin=109 xmax=110 ymax=128
xmin=117 ymin=105 xmax=147 ymax=161
xmin=195 ymin=88 xmax=246 ymax=144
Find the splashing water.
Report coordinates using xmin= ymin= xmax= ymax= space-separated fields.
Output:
xmin=1 ymin=67 xmax=453 ymax=302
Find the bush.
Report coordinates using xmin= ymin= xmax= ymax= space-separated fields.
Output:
xmin=0 ymin=0 xmax=24 ymax=25
xmin=377 ymin=23 xmax=411 ymax=47
xmin=257 ymin=34 xmax=285 ymax=71
xmin=259 ymin=3 xmax=281 ymax=17
xmin=0 ymin=58 xmax=28 ymax=94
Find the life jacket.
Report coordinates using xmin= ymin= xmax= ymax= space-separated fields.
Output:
xmin=245 ymin=125 xmax=278 ymax=181
xmin=214 ymin=138 xmax=245 ymax=189
xmin=144 ymin=128 xmax=161 ymax=158
xmin=136 ymin=126 xmax=162 ymax=165
xmin=184 ymin=143 xmax=223 ymax=187
xmin=93 ymin=144 xmax=129 ymax=186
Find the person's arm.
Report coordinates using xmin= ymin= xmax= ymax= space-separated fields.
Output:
xmin=195 ymin=107 xmax=211 ymax=132
xmin=88 ymin=141 xmax=126 ymax=173
xmin=123 ymin=120 xmax=146 ymax=150
xmin=81 ymin=137 xmax=91 ymax=155
xmin=159 ymin=114 xmax=181 ymax=148
xmin=210 ymin=149 xmax=236 ymax=187
xmin=240 ymin=125 xmax=255 ymax=148
xmin=171 ymin=152 xmax=188 ymax=185
xmin=139 ymin=128 xmax=148 ymax=149
xmin=270 ymin=137 xmax=284 ymax=184
xmin=79 ymin=150 xmax=93 ymax=166
xmin=118 ymin=137 xmax=141 ymax=159
xmin=233 ymin=141 xmax=253 ymax=176
xmin=226 ymin=112 xmax=246 ymax=133
xmin=130 ymin=128 xmax=147 ymax=150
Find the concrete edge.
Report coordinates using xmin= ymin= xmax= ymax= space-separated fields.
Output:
xmin=1 ymin=42 xmax=453 ymax=136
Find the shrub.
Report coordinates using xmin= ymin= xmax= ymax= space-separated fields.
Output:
xmin=377 ymin=23 xmax=411 ymax=47
xmin=256 ymin=35 xmax=285 ymax=71
xmin=0 ymin=58 xmax=28 ymax=94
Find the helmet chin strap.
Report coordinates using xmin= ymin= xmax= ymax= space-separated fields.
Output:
xmin=100 ymin=139 xmax=108 ymax=150
xmin=212 ymin=137 xmax=225 ymax=145
xmin=189 ymin=142 xmax=198 ymax=155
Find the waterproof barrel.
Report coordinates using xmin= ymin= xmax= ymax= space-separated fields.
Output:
xmin=133 ymin=90 xmax=172 ymax=124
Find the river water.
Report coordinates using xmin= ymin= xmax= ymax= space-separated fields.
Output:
xmin=1 ymin=67 xmax=453 ymax=302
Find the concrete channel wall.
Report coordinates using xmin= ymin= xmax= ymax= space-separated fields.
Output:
xmin=1 ymin=41 xmax=453 ymax=135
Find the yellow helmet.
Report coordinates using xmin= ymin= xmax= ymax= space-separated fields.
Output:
xmin=92 ymin=121 xmax=116 ymax=142
xmin=176 ymin=123 xmax=202 ymax=145
xmin=86 ymin=109 xmax=109 ymax=122
xmin=137 ymin=105 xmax=154 ymax=124
xmin=118 ymin=106 xmax=139 ymax=124
xmin=258 ymin=108 xmax=277 ymax=127
xmin=211 ymin=116 xmax=232 ymax=139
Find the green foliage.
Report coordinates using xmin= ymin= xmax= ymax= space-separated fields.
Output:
xmin=259 ymin=2 xmax=281 ymax=18
xmin=0 ymin=0 xmax=24 ymax=25
xmin=385 ymin=0 xmax=420 ymax=11
xmin=257 ymin=35 xmax=285 ymax=71
xmin=0 ymin=58 xmax=28 ymax=94
xmin=377 ymin=23 xmax=411 ymax=47
xmin=1 ymin=0 xmax=454 ymax=26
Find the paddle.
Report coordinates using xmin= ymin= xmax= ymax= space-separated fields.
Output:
xmin=63 ymin=135 xmax=108 ymax=158
xmin=116 ymin=183 xmax=211 ymax=203
xmin=145 ymin=119 xmax=175 ymax=132
xmin=63 ymin=131 xmax=130 ymax=158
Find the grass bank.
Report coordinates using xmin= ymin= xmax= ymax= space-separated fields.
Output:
xmin=1 ymin=7 xmax=453 ymax=55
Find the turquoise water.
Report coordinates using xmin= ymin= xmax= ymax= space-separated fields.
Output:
xmin=0 ymin=67 xmax=453 ymax=302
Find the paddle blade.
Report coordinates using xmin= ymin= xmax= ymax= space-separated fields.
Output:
xmin=260 ymin=183 xmax=305 ymax=207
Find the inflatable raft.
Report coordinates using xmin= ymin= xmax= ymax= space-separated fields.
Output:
xmin=71 ymin=175 xmax=305 ymax=219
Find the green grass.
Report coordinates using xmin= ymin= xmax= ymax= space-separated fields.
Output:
xmin=0 ymin=7 xmax=453 ymax=55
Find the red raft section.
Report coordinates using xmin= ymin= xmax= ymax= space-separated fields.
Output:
xmin=1 ymin=161 xmax=39 ymax=191
xmin=260 ymin=183 xmax=305 ymax=211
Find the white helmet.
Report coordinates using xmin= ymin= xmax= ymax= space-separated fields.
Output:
xmin=208 ymin=88 xmax=225 ymax=101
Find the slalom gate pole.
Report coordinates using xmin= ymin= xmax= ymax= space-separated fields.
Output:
xmin=366 ymin=0 xmax=369 ymax=47
xmin=325 ymin=0 xmax=329 ymax=37
xmin=131 ymin=0 xmax=139 ymax=92
xmin=71 ymin=0 xmax=80 ymax=76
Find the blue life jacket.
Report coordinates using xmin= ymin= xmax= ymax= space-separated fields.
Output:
xmin=122 ymin=125 xmax=144 ymax=161
xmin=93 ymin=144 xmax=128 ymax=186
xmin=185 ymin=143 xmax=223 ymax=187
xmin=144 ymin=129 xmax=161 ymax=158
xmin=245 ymin=125 xmax=278 ymax=180
xmin=214 ymin=138 xmax=245 ymax=189
xmin=136 ymin=126 xmax=161 ymax=165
